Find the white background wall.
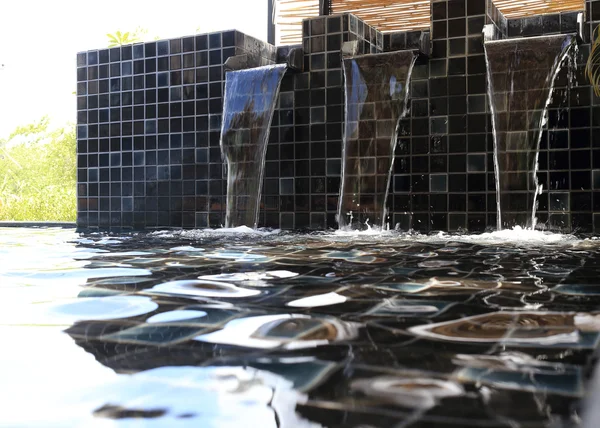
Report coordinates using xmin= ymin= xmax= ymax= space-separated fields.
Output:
xmin=0 ymin=0 xmax=268 ymax=137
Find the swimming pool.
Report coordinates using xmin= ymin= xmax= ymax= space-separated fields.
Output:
xmin=1 ymin=226 xmax=599 ymax=427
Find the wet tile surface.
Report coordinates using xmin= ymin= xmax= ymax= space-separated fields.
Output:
xmin=1 ymin=227 xmax=600 ymax=426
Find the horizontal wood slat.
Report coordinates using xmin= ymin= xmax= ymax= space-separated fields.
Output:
xmin=276 ymin=0 xmax=584 ymax=44
xmin=332 ymin=0 xmax=583 ymax=32
xmin=276 ymin=0 xmax=320 ymax=45
xmin=494 ymin=0 xmax=583 ymax=18
xmin=332 ymin=0 xmax=430 ymax=32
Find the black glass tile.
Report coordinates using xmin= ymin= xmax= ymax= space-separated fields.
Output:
xmin=133 ymin=44 xmax=144 ymax=59
xmin=432 ymin=20 xmax=447 ymax=39
xmin=523 ymin=16 xmax=543 ymax=36
xmin=432 ymin=40 xmax=447 ymax=57
xmin=561 ymin=12 xmax=578 ymax=33
xmin=430 ymin=59 xmax=447 ymax=77
xmin=542 ymin=14 xmax=561 ymax=33
xmin=145 ymin=42 xmax=156 ymax=58
xmin=208 ymin=33 xmax=221 ymax=49
xmin=448 ymin=18 xmax=466 ymax=38
xmin=448 ymin=57 xmax=466 ymax=75
xmin=121 ymin=45 xmax=132 ymax=61
xmin=467 ymin=0 xmax=485 ymax=15
xmin=448 ymin=38 xmax=466 ymax=55
xmin=432 ymin=1 xmax=447 ymax=20
xmin=468 ymin=16 xmax=485 ymax=34
xmin=99 ymin=49 xmax=109 ymax=64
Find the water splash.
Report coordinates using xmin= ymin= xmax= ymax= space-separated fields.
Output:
xmin=149 ymin=227 xmax=281 ymax=240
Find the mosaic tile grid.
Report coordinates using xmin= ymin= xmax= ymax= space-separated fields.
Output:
xmin=76 ymin=1 xmax=600 ymax=233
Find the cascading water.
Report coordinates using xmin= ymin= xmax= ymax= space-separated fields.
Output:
xmin=220 ymin=64 xmax=287 ymax=228
xmin=337 ymin=51 xmax=417 ymax=230
xmin=485 ymin=35 xmax=576 ymax=230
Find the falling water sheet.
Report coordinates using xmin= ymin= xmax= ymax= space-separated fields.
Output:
xmin=338 ymin=50 xmax=417 ymax=230
xmin=485 ymin=34 xmax=575 ymax=230
xmin=220 ymin=64 xmax=287 ymax=229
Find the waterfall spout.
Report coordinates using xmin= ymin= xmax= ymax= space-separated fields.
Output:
xmin=485 ymin=35 xmax=575 ymax=230
xmin=220 ymin=64 xmax=287 ymax=228
xmin=338 ymin=50 xmax=417 ymax=230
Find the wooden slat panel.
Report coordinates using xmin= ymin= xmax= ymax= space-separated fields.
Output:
xmin=332 ymin=0 xmax=430 ymax=32
xmin=276 ymin=0 xmax=320 ymax=45
xmin=275 ymin=0 xmax=584 ymax=45
xmin=331 ymin=0 xmax=583 ymax=33
xmin=495 ymin=0 xmax=582 ymax=17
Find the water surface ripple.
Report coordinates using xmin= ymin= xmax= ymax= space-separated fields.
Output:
xmin=1 ymin=227 xmax=600 ymax=427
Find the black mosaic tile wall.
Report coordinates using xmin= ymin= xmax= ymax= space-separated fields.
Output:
xmin=395 ymin=0 xmax=498 ymax=232
xmin=507 ymin=11 xmax=581 ymax=38
xmin=76 ymin=32 xmax=276 ymax=230
xmin=76 ymin=2 xmax=598 ymax=233
xmin=389 ymin=0 xmax=594 ymax=233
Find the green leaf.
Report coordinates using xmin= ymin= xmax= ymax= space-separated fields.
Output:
xmin=586 ymin=26 xmax=600 ymax=97
xmin=0 ymin=119 xmax=76 ymax=221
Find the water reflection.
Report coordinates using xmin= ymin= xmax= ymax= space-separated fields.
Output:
xmin=287 ymin=292 xmax=347 ymax=308
xmin=3 ymin=227 xmax=600 ymax=426
xmin=196 ymin=314 xmax=360 ymax=349
xmin=410 ymin=311 xmax=600 ymax=347
xmin=352 ymin=375 xmax=464 ymax=409
xmin=89 ymin=366 xmax=321 ymax=427
xmin=146 ymin=279 xmax=261 ymax=299
xmin=454 ymin=353 xmax=583 ymax=396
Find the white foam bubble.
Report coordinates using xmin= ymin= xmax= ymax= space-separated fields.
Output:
xmin=437 ymin=226 xmax=578 ymax=245
xmin=332 ymin=226 xmax=395 ymax=237
xmin=287 ymin=292 xmax=347 ymax=308
xmin=321 ymin=226 xmax=585 ymax=247
xmin=150 ymin=227 xmax=281 ymax=239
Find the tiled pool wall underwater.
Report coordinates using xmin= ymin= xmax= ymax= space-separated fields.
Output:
xmin=75 ymin=0 xmax=600 ymax=233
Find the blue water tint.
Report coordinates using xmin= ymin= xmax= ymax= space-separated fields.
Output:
xmin=552 ymin=284 xmax=600 ymax=296
xmin=77 ymin=288 xmax=127 ymax=298
xmin=3 ymin=227 xmax=600 ymax=426
xmin=76 ymin=366 xmax=318 ymax=427
xmin=2 ymin=267 xmax=152 ymax=282
xmin=146 ymin=307 xmax=240 ymax=326
xmin=46 ymin=295 xmax=158 ymax=322
xmin=455 ymin=354 xmax=583 ymax=396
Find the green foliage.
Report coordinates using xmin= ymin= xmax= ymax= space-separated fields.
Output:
xmin=0 ymin=117 xmax=76 ymax=221
xmin=106 ymin=30 xmax=141 ymax=47
xmin=586 ymin=26 xmax=600 ymax=97
xmin=106 ymin=27 xmax=157 ymax=47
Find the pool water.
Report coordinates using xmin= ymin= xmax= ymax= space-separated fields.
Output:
xmin=1 ymin=226 xmax=600 ymax=427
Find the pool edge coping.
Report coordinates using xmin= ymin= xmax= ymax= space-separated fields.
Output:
xmin=0 ymin=221 xmax=77 ymax=228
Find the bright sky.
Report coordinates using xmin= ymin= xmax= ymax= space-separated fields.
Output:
xmin=0 ymin=0 xmax=267 ymax=138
